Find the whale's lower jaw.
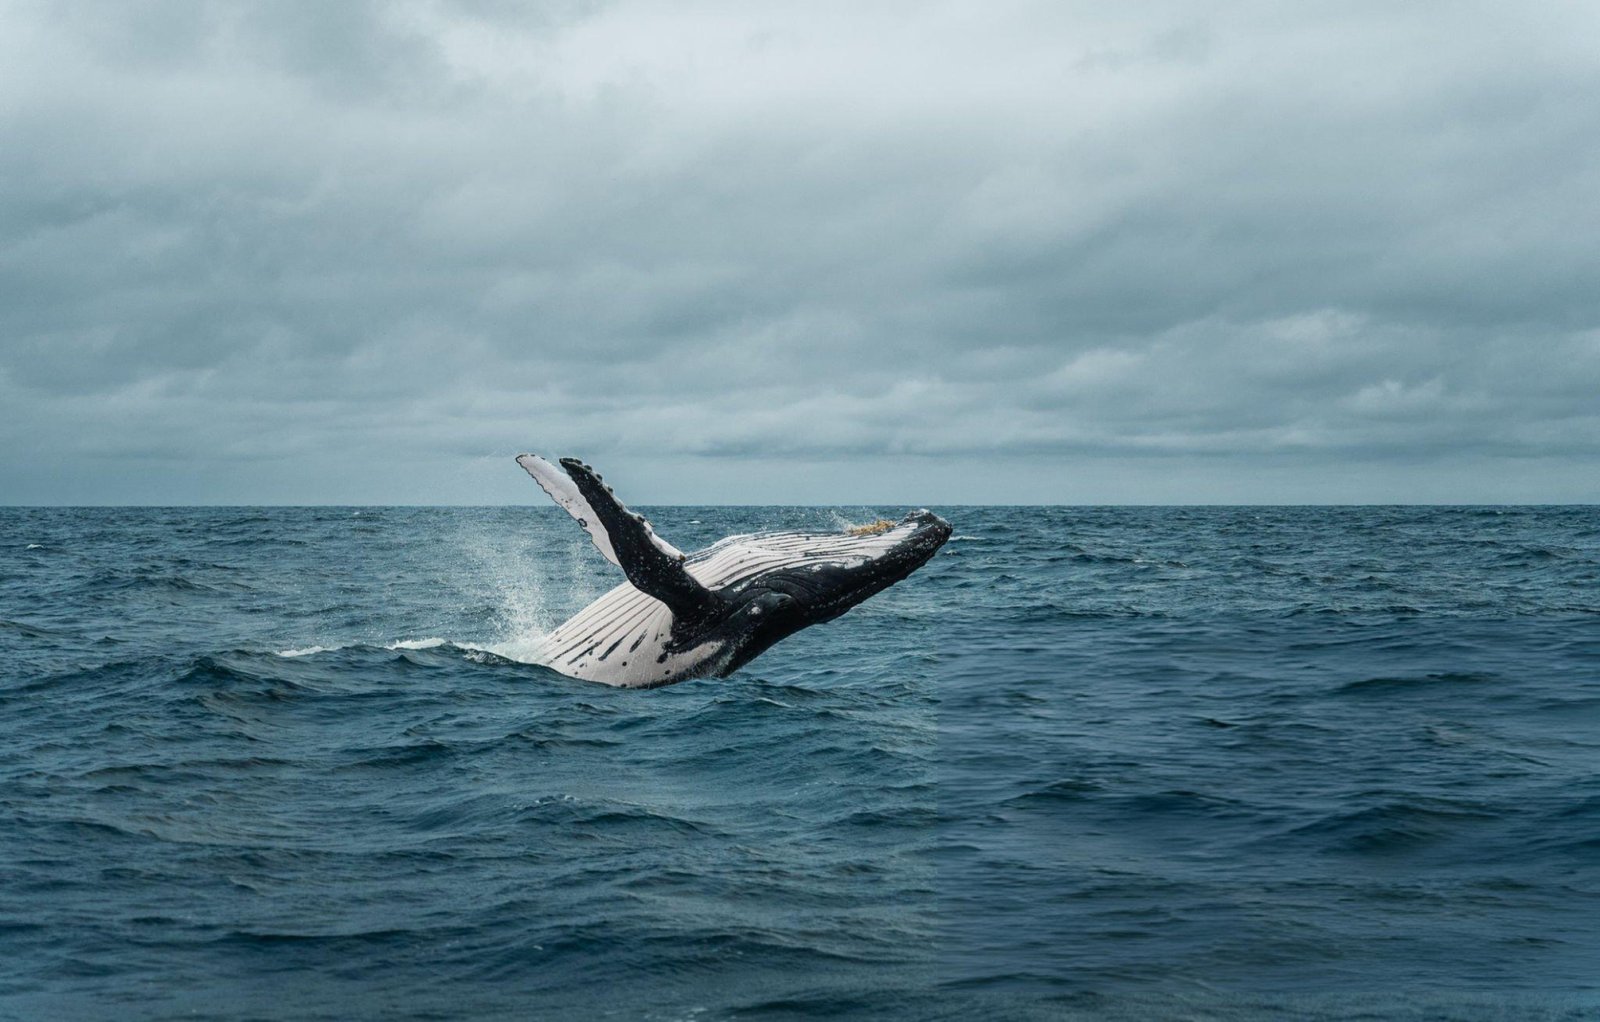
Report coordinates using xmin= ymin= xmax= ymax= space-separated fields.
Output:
xmin=544 ymin=633 xmax=729 ymax=690
xmin=633 ymin=641 xmax=745 ymax=689
xmin=540 ymin=620 xmax=764 ymax=689
xmin=543 ymin=619 xmax=789 ymax=689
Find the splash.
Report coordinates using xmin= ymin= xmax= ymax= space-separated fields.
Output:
xmin=272 ymin=524 xmax=614 ymax=670
xmin=445 ymin=520 xmax=603 ymax=667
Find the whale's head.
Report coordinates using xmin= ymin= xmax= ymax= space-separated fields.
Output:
xmin=711 ymin=510 xmax=952 ymax=673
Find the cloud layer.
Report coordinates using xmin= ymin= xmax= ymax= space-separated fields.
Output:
xmin=3 ymin=1 xmax=1598 ymax=503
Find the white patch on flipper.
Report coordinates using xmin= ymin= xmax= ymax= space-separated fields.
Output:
xmin=516 ymin=453 xmax=619 ymax=567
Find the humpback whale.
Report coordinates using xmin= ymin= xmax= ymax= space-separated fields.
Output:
xmin=515 ymin=454 xmax=952 ymax=688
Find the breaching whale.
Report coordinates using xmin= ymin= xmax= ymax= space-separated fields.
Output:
xmin=515 ymin=454 xmax=952 ymax=688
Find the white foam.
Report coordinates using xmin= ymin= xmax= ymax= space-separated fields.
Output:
xmin=478 ymin=636 xmax=552 ymax=666
xmin=387 ymin=637 xmax=447 ymax=650
xmin=277 ymin=645 xmax=336 ymax=657
xmin=25 ymin=544 xmax=43 ymax=550
xmin=276 ymin=637 xmax=539 ymax=662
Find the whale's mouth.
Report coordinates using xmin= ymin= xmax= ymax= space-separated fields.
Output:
xmin=760 ymin=510 xmax=952 ymax=622
xmin=879 ymin=509 xmax=954 ymax=562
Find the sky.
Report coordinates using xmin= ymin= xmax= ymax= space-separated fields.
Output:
xmin=2 ymin=1 xmax=1598 ymax=505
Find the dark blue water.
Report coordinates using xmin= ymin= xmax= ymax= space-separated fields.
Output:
xmin=2 ymin=506 xmax=1597 ymax=1020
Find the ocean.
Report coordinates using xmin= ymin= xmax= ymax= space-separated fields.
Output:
xmin=2 ymin=505 xmax=1597 ymax=1020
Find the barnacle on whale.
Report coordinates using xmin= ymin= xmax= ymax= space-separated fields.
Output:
xmin=846 ymin=519 xmax=897 ymax=536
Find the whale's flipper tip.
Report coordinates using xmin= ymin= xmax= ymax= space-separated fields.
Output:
xmin=516 ymin=452 xmax=621 ymax=567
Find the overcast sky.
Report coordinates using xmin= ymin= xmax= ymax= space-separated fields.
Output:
xmin=3 ymin=1 xmax=1597 ymax=505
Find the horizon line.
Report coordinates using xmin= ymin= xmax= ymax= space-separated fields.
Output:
xmin=4 ymin=502 xmax=1596 ymax=510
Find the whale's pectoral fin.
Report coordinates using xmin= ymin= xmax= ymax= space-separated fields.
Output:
xmin=556 ymin=457 xmax=725 ymax=626
xmin=516 ymin=453 xmax=623 ymax=567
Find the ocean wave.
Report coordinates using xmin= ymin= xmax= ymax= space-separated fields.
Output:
xmin=1276 ymin=797 xmax=1501 ymax=856
xmin=72 ymin=571 xmax=251 ymax=596
xmin=0 ymin=618 xmax=70 ymax=639
xmin=1005 ymin=778 xmax=1104 ymax=804
xmin=1335 ymin=671 xmax=1498 ymax=695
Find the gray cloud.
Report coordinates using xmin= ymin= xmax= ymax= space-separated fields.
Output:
xmin=2 ymin=0 xmax=1598 ymax=504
